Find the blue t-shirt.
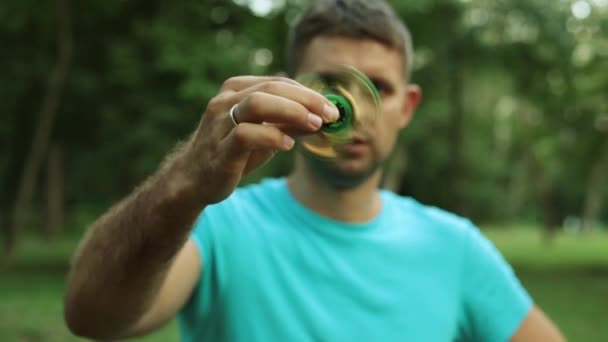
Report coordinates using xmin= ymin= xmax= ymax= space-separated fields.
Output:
xmin=178 ymin=178 xmax=532 ymax=341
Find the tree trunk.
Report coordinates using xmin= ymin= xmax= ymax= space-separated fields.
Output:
xmin=5 ymin=0 xmax=72 ymax=260
xmin=523 ymin=146 xmax=560 ymax=243
xmin=581 ymin=142 xmax=608 ymax=232
xmin=506 ymin=158 xmax=528 ymax=221
xmin=45 ymin=142 xmax=65 ymax=241
xmin=447 ymin=45 xmax=465 ymax=214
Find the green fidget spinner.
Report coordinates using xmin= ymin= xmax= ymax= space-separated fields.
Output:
xmin=296 ymin=65 xmax=381 ymax=159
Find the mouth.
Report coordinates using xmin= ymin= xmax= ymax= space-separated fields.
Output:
xmin=349 ymin=135 xmax=368 ymax=144
xmin=338 ymin=135 xmax=371 ymax=155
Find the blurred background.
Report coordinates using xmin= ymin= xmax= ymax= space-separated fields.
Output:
xmin=1 ymin=0 xmax=607 ymax=340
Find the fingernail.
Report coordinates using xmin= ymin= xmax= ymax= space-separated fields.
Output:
xmin=323 ymin=103 xmax=340 ymax=122
xmin=283 ymin=135 xmax=295 ymax=150
xmin=308 ymin=113 xmax=323 ymax=129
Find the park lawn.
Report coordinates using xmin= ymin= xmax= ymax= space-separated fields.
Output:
xmin=0 ymin=236 xmax=178 ymax=342
xmin=1 ymin=227 xmax=606 ymax=341
xmin=484 ymin=227 xmax=608 ymax=342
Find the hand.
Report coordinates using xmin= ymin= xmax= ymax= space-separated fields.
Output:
xmin=185 ymin=76 xmax=340 ymax=204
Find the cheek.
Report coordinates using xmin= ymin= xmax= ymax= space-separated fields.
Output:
xmin=379 ymin=103 xmax=404 ymax=133
xmin=374 ymin=103 xmax=404 ymax=153
xmin=383 ymin=99 xmax=406 ymax=126
xmin=371 ymin=127 xmax=395 ymax=158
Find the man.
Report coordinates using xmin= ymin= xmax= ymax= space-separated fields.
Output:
xmin=64 ymin=0 xmax=565 ymax=341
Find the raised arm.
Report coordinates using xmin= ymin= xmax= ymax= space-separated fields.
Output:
xmin=64 ymin=76 xmax=339 ymax=340
xmin=64 ymin=140 xmax=208 ymax=339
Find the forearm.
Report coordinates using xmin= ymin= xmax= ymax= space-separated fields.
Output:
xmin=65 ymin=140 xmax=205 ymax=338
xmin=64 ymin=75 xmax=324 ymax=338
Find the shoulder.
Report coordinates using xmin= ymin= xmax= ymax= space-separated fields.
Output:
xmin=230 ymin=177 xmax=285 ymax=203
xmin=204 ymin=177 xmax=285 ymax=214
xmin=383 ymin=194 xmax=515 ymax=273
xmin=192 ymin=178 xmax=287 ymax=237
xmin=381 ymin=190 xmax=477 ymax=237
xmin=190 ymin=178 xmax=286 ymax=251
xmin=384 ymin=194 xmax=516 ymax=281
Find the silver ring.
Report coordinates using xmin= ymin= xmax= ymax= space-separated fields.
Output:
xmin=229 ymin=104 xmax=240 ymax=127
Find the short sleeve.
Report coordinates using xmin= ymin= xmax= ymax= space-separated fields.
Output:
xmin=188 ymin=211 xmax=216 ymax=278
xmin=459 ymin=226 xmax=533 ymax=342
xmin=177 ymin=209 xmax=226 ymax=339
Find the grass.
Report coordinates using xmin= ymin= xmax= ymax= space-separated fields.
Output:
xmin=483 ymin=227 xmax=608 ymax=341
xmin=0 ymin=236 xmax=178 ymax=342
xmin=1 ymin=227 xmax=606 ymax=341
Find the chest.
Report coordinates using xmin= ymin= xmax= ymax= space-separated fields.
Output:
xmin=221 ymin=222 xmax=464 ymax=341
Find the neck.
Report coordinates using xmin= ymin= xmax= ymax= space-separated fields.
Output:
xmin=287 ymin=157 xmax=383 ymax=223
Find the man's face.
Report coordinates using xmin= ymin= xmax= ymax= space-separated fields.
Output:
xmin=295 ymin=35 xmax=421 ymax=187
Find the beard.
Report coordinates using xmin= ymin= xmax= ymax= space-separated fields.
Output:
xmin=301 ymin=149 xmax=384 ymax=190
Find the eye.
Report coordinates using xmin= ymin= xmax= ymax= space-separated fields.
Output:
xmin=319 ymin=73 xmax=338 ymax=86
xmin=371 ymin=81 xmax=384 ymax=93
xmin=370 ymin=78 xmax=393 ymax=97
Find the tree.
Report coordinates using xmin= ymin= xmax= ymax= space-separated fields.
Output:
xmin=4 ymin=0 xmax=72 ymax=259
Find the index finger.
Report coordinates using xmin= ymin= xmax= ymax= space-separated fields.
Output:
xmin=235 ymin=81 xmax=340 ymax=122
xmin=221 ymin=76 xmax=301 ymax=92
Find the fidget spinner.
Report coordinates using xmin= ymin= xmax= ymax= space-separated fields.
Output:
xmin=296 ymin=65 xmax=381 ymax=159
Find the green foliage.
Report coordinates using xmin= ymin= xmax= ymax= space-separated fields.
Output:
xmin=1 ymin=0 xmax=607 ymax=227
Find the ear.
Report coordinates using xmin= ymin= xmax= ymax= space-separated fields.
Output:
xmin=398 ymin=84 xmax=422 ymax=128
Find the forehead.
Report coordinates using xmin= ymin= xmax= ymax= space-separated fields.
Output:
xmin=296 ymin=35 xmax=405 ymax=82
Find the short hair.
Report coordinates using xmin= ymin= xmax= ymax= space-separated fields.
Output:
xmin=286 ymin=0 xmax=414 ymax=81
